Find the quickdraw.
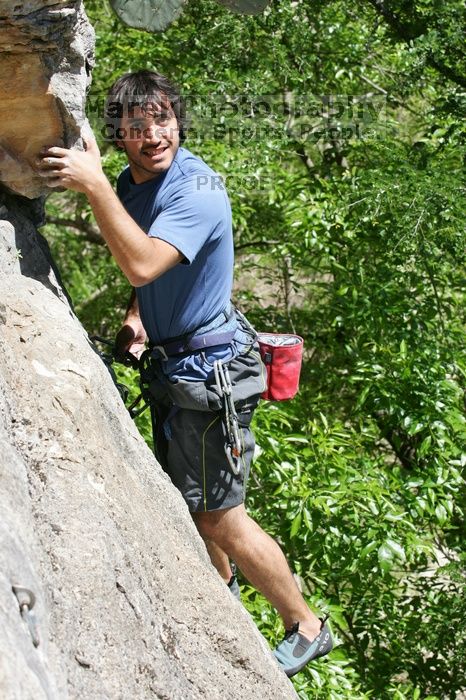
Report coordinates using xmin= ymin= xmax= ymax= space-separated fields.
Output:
xmin=213 ymin=359 xmax=242 ymax=476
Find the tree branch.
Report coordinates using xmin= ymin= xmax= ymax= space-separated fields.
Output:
xmin=46 ymin=216 xmax=104 ymax=245
xmin=365 ymin=0 xmax=424 ymax=41
xmin=75 ymin=285 xmax=110 ymax=313
xmin=234 ymin=239 xmax=280 ymax=251
xmin=282 ymin=89 xmax=316 ymax=176
xmin=426 ymin=57 xmax=466 ymax=90
xmin=364 ymin=0 xmax=466 ymax=88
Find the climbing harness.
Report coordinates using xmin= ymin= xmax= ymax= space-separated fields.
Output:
xmin=213 ymin=359 xmax=242 ymax=475
xmin=92 ymin=336 xmax=247 ymax=476
xmin=148 ymin=305 xmax=237 ymax=359
xmin=92 ymin=310 xmax=302 ymax=480
xmin=150 ymin=326 xmax=236 ymax=359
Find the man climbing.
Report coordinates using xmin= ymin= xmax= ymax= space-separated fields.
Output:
xmin=37 ymin=70 xmax=333 ymax=677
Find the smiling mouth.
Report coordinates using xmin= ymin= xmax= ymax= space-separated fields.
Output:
xmin=142 ymin=145 xmax=168 ymax=158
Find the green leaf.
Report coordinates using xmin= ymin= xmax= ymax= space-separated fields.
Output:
xmin=378 ymin=543 xmax=394 ymax=572
xmin=435 ymin=503 xmax=448 ymax=524
xmin=386 ymin=539 xmax=406 ymax=562
xmin=290 ymin=512 xmax=302 ymax=538
xmin=356 ymin=385 xmax=371 ymax=409
xmin=360 ymin=541 xmax=378 ymax=558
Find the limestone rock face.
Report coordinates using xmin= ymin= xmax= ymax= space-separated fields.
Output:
xmin=0 ymin=198 xmax=297 ymax=698
xmin=0 ymin=1 xmax=297 ymax=695
xmin=0 ymin=1 xmax=94 ymax=198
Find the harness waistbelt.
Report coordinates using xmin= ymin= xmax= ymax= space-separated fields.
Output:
xmin=150 ymin=306 xmax=236 ymax=360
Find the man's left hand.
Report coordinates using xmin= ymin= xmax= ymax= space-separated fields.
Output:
xmin=36 ymin=136 xmax=106 ymax=194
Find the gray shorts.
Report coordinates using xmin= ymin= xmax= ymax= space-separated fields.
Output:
xmin=146 ymin=341 xmax=266 ymax=513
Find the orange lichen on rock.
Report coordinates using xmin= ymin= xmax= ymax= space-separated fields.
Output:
xmin=0 ymin=54 xmax=63 ymax=197
xmin=0 ymin=0 xmax=94 ymax=198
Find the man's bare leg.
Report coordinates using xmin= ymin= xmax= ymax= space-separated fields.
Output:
xmin=192 ymin=504 xmax=321 ymax=641
xmin=203 ymin=538 xmax=233 ymax=582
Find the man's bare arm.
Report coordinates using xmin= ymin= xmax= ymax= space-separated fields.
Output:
xmin=115 ymin=289 xmax=147 ymax=358
xmin=37 ymin=137 xmax=184 ymax=286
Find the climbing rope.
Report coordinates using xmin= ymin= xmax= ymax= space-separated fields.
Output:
xmin=90 ymin=336 xmax=148 ymax=418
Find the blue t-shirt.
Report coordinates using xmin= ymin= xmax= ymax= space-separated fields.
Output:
xmin=117 ymin=147 xmax=234 ymax=344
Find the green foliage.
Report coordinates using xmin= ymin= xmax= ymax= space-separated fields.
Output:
xmin=44 ymin=0 xmax=465 ymax=697
xmin=247 ymin=399 xmax=465 ymax=698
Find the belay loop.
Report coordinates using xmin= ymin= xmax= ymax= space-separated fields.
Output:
xmin=213 ymin=359 xmax=242 ymax=476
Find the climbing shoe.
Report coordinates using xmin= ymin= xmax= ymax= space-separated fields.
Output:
xmin=227 ymin=563 xmax=241 ymax=601
xmin=273 ymin=615 xmax=333 ymax=677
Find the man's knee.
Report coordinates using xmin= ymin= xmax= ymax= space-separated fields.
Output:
xmin=192 ymin=509 xmax=226 ymax=542
xmin=193 ymin=504 xmax=248 ymax=547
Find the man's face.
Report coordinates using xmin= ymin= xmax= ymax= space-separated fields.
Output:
xmin=116 ymin=98 xmax=179 ymax=183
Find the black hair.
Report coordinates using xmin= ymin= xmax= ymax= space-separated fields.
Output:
xmin=104 ymin=70 xmax=186 ymax=143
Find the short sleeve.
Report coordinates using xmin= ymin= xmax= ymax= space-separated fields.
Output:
xmin=148 ymin=174 xmax=229 ymax=264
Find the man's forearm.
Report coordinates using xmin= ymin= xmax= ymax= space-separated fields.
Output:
xmin=37 ymin=139 xmax=183 ymax=286
xmin=124 ymin=287 xmax=139 ymax=319
xmin=86 ymin=178 xmax=182 ymax=287
xmin=115 ymin=287 xmax=147 ymax=358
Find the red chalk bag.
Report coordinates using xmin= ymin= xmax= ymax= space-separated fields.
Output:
xmin=257 ymin=333 xmax=304 ymax=401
